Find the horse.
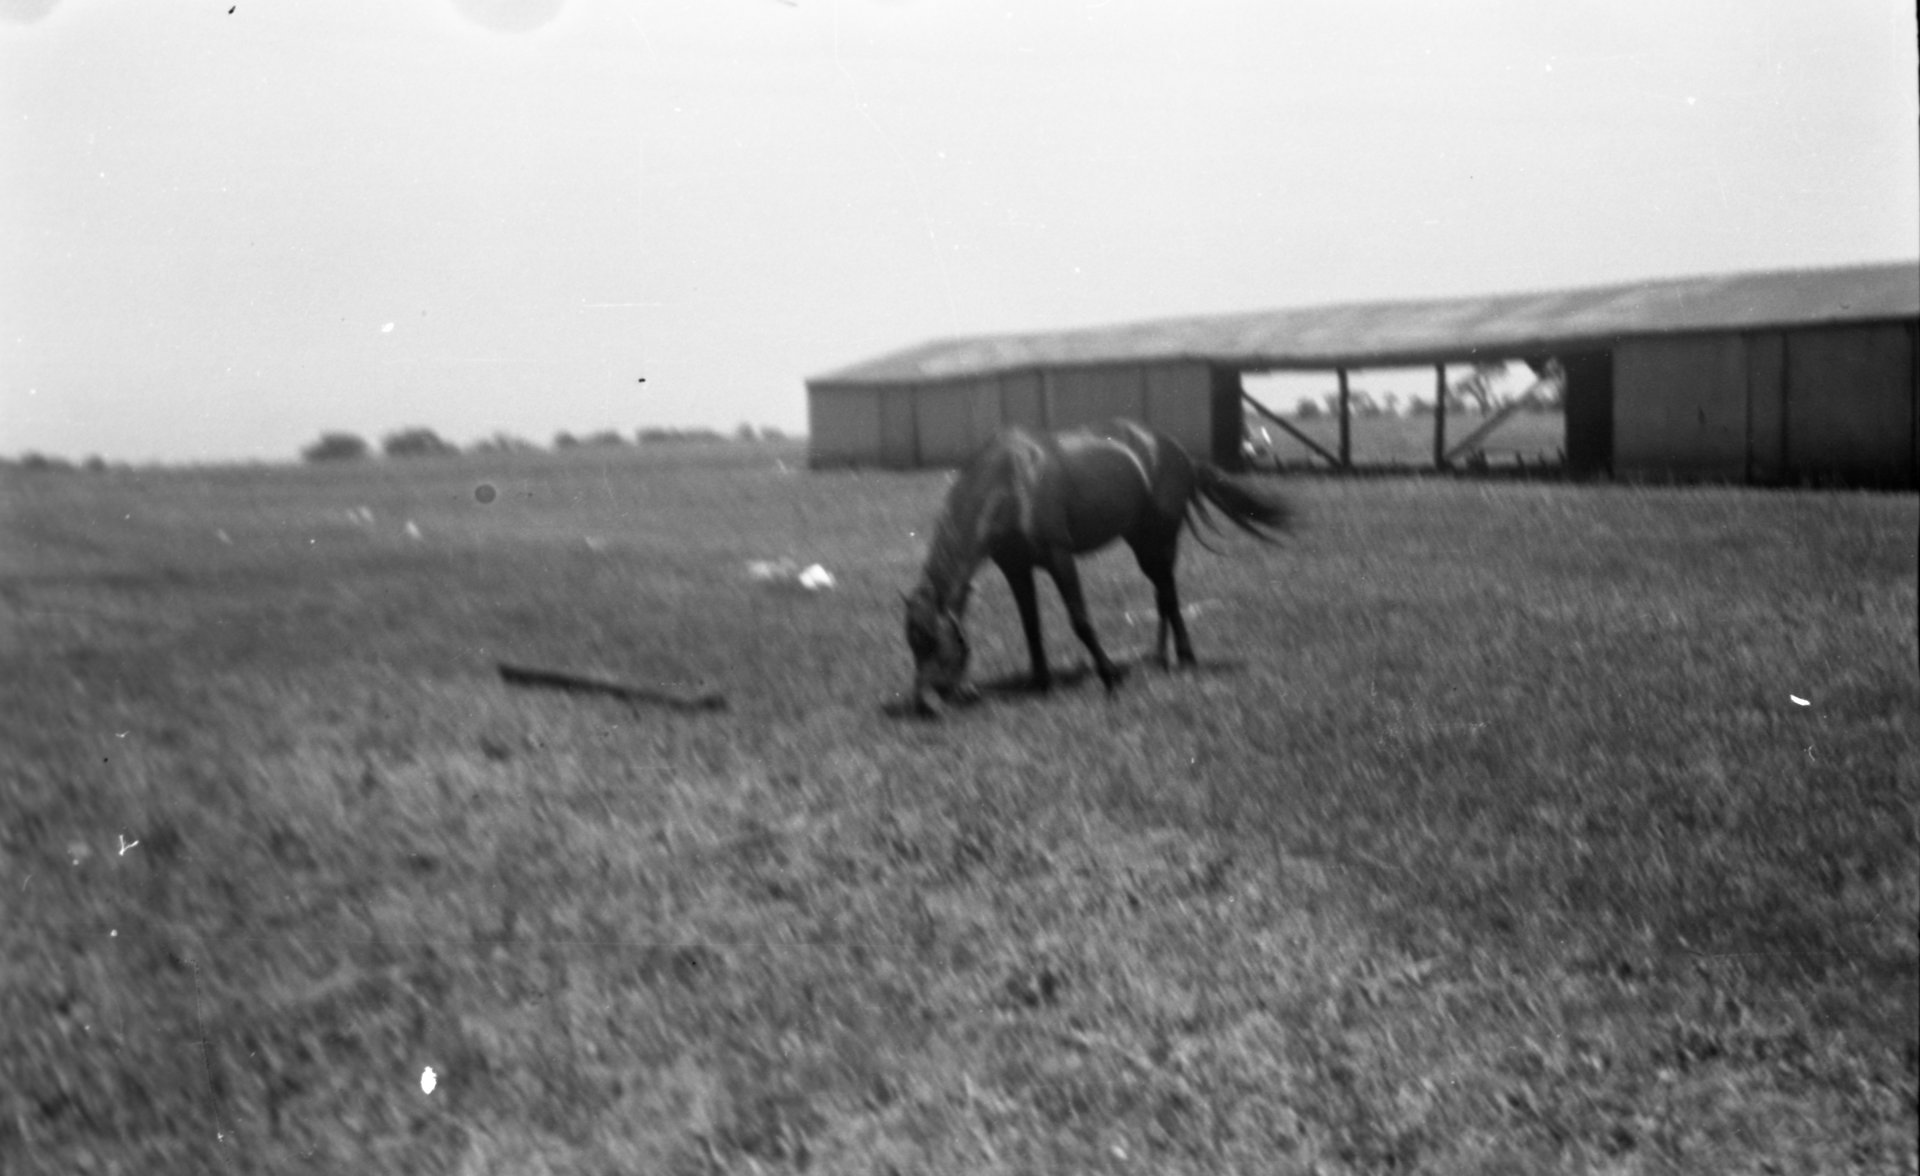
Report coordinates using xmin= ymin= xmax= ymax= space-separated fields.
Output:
xmin=904 ymin=418 xmax=1292 ymax=716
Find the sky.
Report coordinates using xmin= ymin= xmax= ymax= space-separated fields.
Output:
xmin=2 ymin=0 xmax=1916 ymax=465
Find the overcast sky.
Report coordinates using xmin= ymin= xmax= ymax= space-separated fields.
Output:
xmin=3 ymin=0 xmax=1915 ymax=464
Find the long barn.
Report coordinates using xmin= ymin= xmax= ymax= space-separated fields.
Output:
xmin=806 ymin=261 xmax=1919 ymax=488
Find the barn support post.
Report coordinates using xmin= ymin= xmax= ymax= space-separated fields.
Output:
xmin=1433 ymin=363 xmax=1449 ymax=470
xmin=1337 ymin=368 xmax=1352 ymax=469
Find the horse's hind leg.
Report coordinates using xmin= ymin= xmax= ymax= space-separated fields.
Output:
xmin=998 ymin=558 xmax=1052 ymax=692
xmin=1042 ymin=550 xmax=1128 ymax=692
xmin=1130 ymin=534 xmax=1196 ymax=669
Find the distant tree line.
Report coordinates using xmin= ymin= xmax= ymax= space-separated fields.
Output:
xmin=4 ymin=452 xmax=113 ymax=474
xmin=12 ymin=423 xmax=790 ymax=471
xmin=298 ymin=422 xmax=790 ymax=463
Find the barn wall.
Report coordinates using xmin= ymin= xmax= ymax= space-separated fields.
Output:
xmin=1783 ymin=323 xmax=1916 ymax=486
xmin=1614 ymin=335 xmax=1750 ymax=481
xmin=1044 ymin=366 xmax=1148 ymax=429
xmin=968 ymin=378 xmax=1005 ymax=448
xmin=1141 ymin=362 xmax=1215 ymax=456
xmin=877 ymin=385 xmax=918 ymax=468
xmin=906 ymin=377 xmax=1004 ymax=467
xmin=1000 ymin=372 xmax=1047 ymax=432
xmin=914 ymin=381 xmax=989 ymax=466
xmin=805 ymin=384 xmax=884 ymax=468
xmin=1744 ymin=333 xmax=1787 ymax=483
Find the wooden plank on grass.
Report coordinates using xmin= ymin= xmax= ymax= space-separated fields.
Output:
xmin=498 ymin=663 xmax=728 ymax=712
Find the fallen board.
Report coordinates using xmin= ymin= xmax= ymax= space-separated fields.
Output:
xmin=498 ymin=662 xmax=728 ymax=712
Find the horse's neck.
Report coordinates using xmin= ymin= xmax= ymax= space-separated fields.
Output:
xmin=917 ymin=515 xmax=983 ymax=615
xmin=917 ymin=460 xmax=1007 ymax=614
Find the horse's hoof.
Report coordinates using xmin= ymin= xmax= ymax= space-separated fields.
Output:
xmin=1100 ymin=665 xmax=1131 ymax=692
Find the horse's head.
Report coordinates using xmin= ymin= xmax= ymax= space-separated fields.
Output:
xmin=904 ymin=586 xmax=969 ymax=715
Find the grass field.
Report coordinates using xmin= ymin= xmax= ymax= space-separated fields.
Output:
xmin=3 ymin=441 xmax=1915 ymax=1174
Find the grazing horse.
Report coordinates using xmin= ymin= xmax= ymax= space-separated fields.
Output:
xmin=904 ymin=419 xmax=1291 ymax=715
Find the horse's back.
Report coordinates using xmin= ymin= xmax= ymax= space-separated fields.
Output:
xmin=1024 ymin=420 xmax=1192 ymax=551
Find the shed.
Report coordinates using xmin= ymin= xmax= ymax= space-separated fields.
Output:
xmin=807 ymin=261 xmax=1919 ymax=488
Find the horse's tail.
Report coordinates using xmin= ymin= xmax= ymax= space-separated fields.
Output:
xmin=1186 ymin=463 xmax=1293 ymax=548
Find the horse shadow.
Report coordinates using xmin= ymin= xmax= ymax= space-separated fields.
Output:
xmin=879 ymin=655 xmax=1247 ymax=719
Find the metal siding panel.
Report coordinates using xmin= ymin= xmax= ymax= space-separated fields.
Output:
xmin=1613 ymin=336 xmax=1748 ymax=481
xmin=878 ymin=387 xmax=918 ymax=468
xmin=1784 ymin=324 xmax=1916 ymax=485
xmin=1000 ymin=373 xmax=1045 ymax=431
xmin=806 ymin=385 xmax=883 ymax=467
xmin=1046 ymin=366 xmax=1147 ymax=429
xmin=968 ymin=379 xmax=1004 ymax=448
xmin=1143 ymin=362 xmax=1214 ymax=454
xmin=915 ymin=383 xmax=978 ymax=466
xmin=1745 ymin=333 xmax=1786 ymax=483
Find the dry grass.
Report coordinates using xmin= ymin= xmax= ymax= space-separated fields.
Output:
xmin=3 ymin=443 xmax=1915 ymax=1173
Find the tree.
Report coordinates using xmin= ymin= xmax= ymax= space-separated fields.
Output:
xmin=381 ymin=427 xmax=458 ymax=458
xmin=1521 ymin=358 xmax=1567 ymax=410
xmin=1448 ymin=362 xmax=1509 ymax=414
xmin=18 ymin=451 xmax=73 ymax=472
xmin=1295 ymin=400 xmax=1323 ymax=420
xmin=735 ymin=422 xmax=759 ymax=442
xmin=302 ymin=432 xmax=370 ymax=462
xmin=469 ymin=432 xmax=537 ymax=454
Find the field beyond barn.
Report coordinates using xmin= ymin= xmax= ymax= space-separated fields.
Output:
xmin=3 ymin=442 xmax=1915 ymax=1173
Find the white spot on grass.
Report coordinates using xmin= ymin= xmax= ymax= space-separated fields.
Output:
xmin=404 ymin=520 xmax=422 ymax=540
xmin=215 ymin=529 xmax=232 ymax=544
xmin=118 ymin=834 xmax=138 ymax=855
xmin=420 ymin=1066 xmax=437 ymax=1094
xmin=1790 ymin=695 xmax=1809 ymax=706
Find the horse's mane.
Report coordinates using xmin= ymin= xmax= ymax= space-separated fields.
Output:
xmin=915 ymin=431 xmax=1021 ymax=612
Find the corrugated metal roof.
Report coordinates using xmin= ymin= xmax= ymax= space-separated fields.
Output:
xmin=811 ymin=261 xmax=1919 ymax=385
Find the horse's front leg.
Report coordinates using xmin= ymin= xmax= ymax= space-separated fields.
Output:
xmin=999 ymin=558 xmax=1052 ymax=692
xmin=1043 ymin=550 xmax=1128 ymax=693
